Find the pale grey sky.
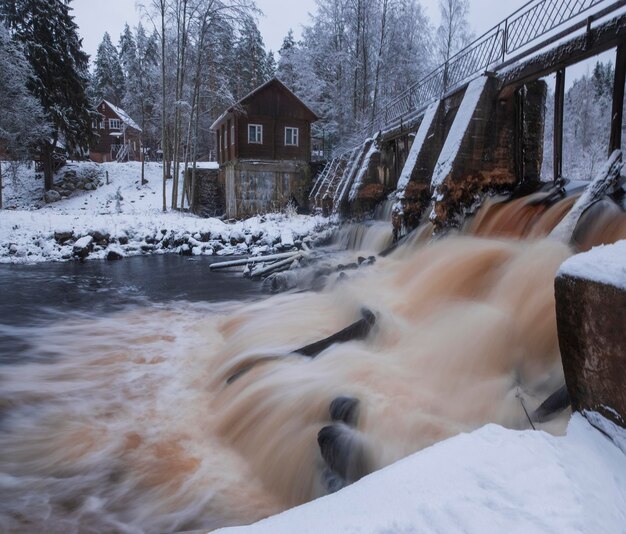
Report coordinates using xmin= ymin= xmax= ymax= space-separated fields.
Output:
xmin=72 ymin=0 xmax=529 ymax=61
xmin=71 ymin=0 xmax=612 ymax=81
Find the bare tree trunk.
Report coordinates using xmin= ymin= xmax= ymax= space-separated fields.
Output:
xmin=171 ymin=0 xmax=189 ymax=210
xmin=160 ymin=0 xmax=167 ymax=212
xmin=371 ymin=0 xmax=388 ymax=123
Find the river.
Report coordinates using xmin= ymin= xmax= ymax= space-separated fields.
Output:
xmin=0 ymin=192 xmax=624 ymax=533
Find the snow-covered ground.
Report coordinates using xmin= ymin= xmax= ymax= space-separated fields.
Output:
xmin=0 ymin=161 xmax=332 ymax=263
xmin=218 ymin=414 xmax=626 ymax=534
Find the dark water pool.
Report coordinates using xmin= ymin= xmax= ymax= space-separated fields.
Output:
xmin=0 ymin=255 xmax=263 ymax=363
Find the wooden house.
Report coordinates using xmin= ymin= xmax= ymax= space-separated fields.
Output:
xmin=90 ymin=100 xmax=142 ymax=163
xmin=210 ymin=78 xmax=318 ymax=218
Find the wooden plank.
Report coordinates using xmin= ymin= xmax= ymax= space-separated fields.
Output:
xmin=610 ymin=41 xmax=626 ymax=154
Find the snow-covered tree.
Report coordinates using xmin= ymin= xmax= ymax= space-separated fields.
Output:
xmin=1 ymin=0 xmax=94 ymax=190
xmin=233 ymin=17 xmax=273 ymax=98
xmin=436 ymin=0 xmax=472 ymax=90
xmin=0 ymin=24 xmax=50 ymax=208
xmin=93 ymin=32 xmax=126 ymax=105
xmin=277 ymin=29 xmax=298 ymax=88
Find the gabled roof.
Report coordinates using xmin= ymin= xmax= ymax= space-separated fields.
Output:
xmin=99 ymin=100 xmax=142 ymax=132
xmin=210 ymin=77 xmax=319 ymax=131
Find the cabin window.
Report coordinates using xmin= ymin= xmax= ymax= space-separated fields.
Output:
xmin=99 ymin=120 xmax=105 ymax=129
xmin=285 ymin=127 xmax=299 ymax=146
xmin=248 ymin=124 xmax=263 ymax=144
xmin=91 ymin=120 xmax=99 ymax=129
xmin=230 ymin=123 xmax=235 ymax=146
xmin=109 ymin=119 xmax=122 ymax=130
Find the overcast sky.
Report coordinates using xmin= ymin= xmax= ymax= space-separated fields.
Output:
xmin=72 ymin=0 xmax=531 ymax=60
xmin=71 ymin=0 xmax=610 ymax=81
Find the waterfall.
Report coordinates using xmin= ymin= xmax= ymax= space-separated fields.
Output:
xmin=0 ymin=193 xmax=624 ymax=533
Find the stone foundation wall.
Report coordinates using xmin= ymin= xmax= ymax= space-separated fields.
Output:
xmin=190 ymin=168 xmax=224 ymax=218
xmin=222 ymin=160 xmax=311 ymax=218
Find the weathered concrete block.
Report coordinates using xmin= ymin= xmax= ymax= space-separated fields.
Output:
xmin=556 ymin=242 xmax=626 ymax=428
xmin=430 ymin=76 xmax=547 ymax=231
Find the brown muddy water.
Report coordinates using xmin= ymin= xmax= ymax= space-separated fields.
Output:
xmin=0 ymin=193 xmax=625 ymax=533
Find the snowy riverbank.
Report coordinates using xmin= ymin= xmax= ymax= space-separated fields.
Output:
xmin=0 ymin=161 xmax=333 ymax=263
xmin=218 ymin=414 xmax=626 ymax=534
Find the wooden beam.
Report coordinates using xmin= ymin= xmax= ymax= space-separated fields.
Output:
xmin=610 ymin=41 xmax=626 ymax=154
xmin=554 ymin=69 xmax=566 ymax=182
xmin=500 ymin=13 xmax=626 ymax=89
xmin=514 ymin=87 xmax=524 ymax=182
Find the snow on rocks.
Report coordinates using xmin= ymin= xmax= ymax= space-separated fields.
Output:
xmin=557 ymin=240 xmax=626 ymax=290
xmin=217 ymin=414 xmax=626 ymax=534
xmin=0 ymin=162 xmax=332 ymax=264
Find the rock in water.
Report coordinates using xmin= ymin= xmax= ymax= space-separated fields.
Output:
xmin=317 ymin=423 xmax=370 ymax=484
xmin=329 ymin=397 xmax=360 ymax=427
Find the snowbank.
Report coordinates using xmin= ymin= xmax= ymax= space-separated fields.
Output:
xmin=217 ymin=414 xmax=626 ymax=534
xmin=557 ymin=240 xmax=626 ymax=290
xmin=0 ymin=161 xmax=332 ymax=263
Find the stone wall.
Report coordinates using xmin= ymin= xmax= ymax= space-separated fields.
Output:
xmin=190 ymin=168 xmax=224 ymax=218
xmin=556 ymin=242 xmax=626 ymax=428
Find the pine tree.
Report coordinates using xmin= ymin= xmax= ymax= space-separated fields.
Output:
xmin=234 ymin=18 xmax=271 ymax=97
xmin=277 ymin=29 xmax=297 ymax=89
xmin=0 ymin=24 xmax=50 ymax=207
xmin=0 ymin=0 xmax=94 ymax=190
xmin=93 ymin=32 xmax=125 ymax=105
xmin=118 ymin=24 xmax=138 ymax=82
xmin=265 ymin=50 xmax=276 ymax=78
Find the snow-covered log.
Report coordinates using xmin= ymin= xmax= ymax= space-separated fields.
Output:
xmin=209 ymin=252 xmax=302 ymax=270
xmin=250 ymin=254 xmax=303 ymax=279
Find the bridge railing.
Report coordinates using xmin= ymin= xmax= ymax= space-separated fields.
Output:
xmin=334 ymin=0 xmax=614 ymax=157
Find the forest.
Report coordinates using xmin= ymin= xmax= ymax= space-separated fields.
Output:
xmin=0 ymin=0 xmax=620 ymax=210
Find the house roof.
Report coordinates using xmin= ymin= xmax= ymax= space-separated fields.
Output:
xmin=210 ymin=77 xmax=319 ymax=131
xmin=100 ymin=100 xmax=142 ymax=132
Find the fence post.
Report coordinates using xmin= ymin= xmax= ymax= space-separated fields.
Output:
xmin=502 ymin=19 xmax=508 ymax=61
xmin=609 ymin=41 xmax=626 ymax=154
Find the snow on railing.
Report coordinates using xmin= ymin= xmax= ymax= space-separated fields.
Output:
xmin=335 ymin=0 xmax=618 ymax=157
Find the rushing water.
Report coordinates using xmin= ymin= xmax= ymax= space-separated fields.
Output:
xmin=0 ymin=194 xmax=625 ymax=533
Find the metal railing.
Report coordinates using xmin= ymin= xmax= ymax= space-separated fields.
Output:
xmin=334 ymin=0 xmax=618 ymax=157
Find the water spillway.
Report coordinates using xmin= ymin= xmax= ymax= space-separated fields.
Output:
xmin=0 ymin=195 xmax=624 ymax=532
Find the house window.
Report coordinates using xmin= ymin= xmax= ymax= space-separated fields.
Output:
xmin=109 ymin=119 xmax=122 ymax=130
xmin=285 ymin=127 xmax=299 ymax=146
xmin=231 ymin=123 xmax=235 ymax=146
xmin=99 ymin=120 xmax=105 ymax=129
xmin=248 ymin=124 xmax=263 ymax=144
xmin=91 ymin=119 xmax=99 ymax=129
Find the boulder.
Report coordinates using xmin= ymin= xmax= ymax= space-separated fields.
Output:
xmin=556 ymin=242 xmax=626 ymax=428
xmin=91 ymin=230 xmax=110 ymax=246
xmin=73 ymin=236 xmax=94 ymax=259
xmin=44 ymin=190 xmax=62 ymax=203
xmin=54 ymin=229 xmax=74 ymax=244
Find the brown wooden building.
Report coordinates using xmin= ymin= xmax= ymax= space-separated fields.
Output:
xmin=90 ymin=100 xmax=142 ymax=163
xmin=210 ymin=78 xmax=318 ymax=217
